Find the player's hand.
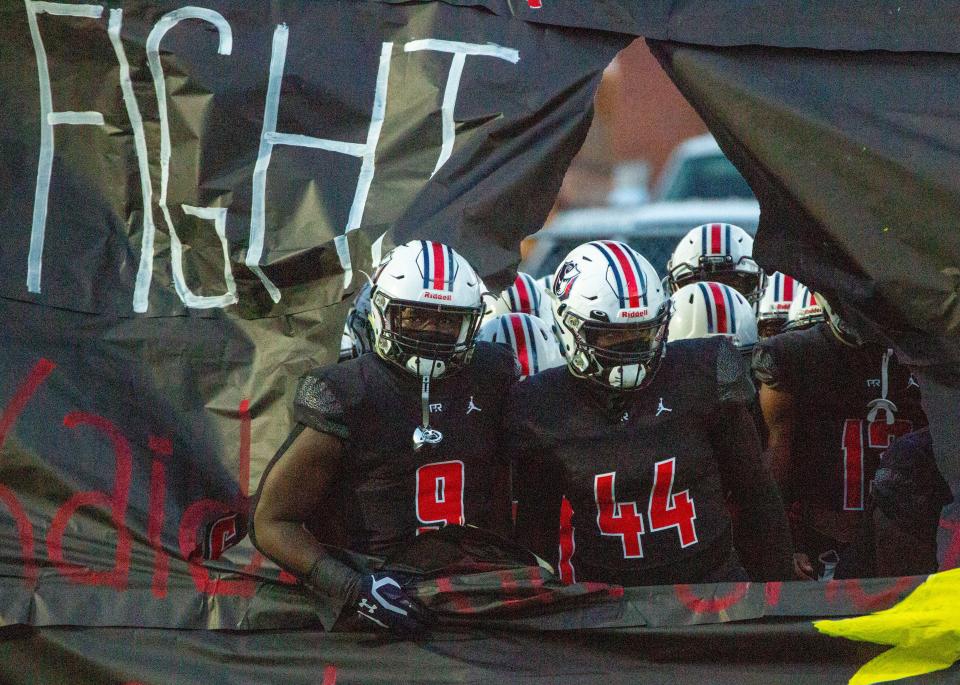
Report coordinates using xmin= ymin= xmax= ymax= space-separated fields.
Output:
xmin=352 ymin=572 xmax=431 ymax=634
xmin=792 ymin=552 xmax=816 ymax=580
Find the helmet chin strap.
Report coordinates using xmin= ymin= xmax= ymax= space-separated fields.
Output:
xmin=412 ymin=358 xmax=443 ymax=451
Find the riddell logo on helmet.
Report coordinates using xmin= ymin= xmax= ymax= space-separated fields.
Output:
xmin=619 ymin=309 xmax=649 ymax=319
xmin=424 ymin=291 xmax=453 ymax=301
xmin=775 ymin=303 xmax=791 ymax=310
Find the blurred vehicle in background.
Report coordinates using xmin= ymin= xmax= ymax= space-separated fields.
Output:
xmin=653 ymin=134 xmax=755 ymax=202
xmin=520 ymin=199 xmax=760 ymax=280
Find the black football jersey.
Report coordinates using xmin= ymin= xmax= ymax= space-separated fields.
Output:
xmin=509 ymin=337 xmax=756 ymax=585
xmin=753 ymin=323 xmax=927 ymax=513
xmin=293 ymin=342 xmax=519 ymax=558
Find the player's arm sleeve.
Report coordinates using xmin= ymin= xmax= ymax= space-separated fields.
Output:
xmin=293 ymin=371 xmax=350 ymax=440
xmin=712 ymin=401 xmax=794 ymax=581
xmin=505 ymin=390 xmax=563 ymax=569
xmin=716 ymin=338 xmax=757 ymax=407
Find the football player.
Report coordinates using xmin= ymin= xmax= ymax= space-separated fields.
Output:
xmin=251 ymin=240 xmax=519 ymax=633
xmin=666 ymin=223 xmax=764 ymax=306
xmin=510 ymin=240 xmax=792 ymax=586
xmin=753 ymin=293 xmax=927 ymax=579
xmin=836 ymin=428 xmax=953 ymax=578
xmin=757 ymin=272 xmax=801 ymax=339
xmin=783 ymin=284 xmax=826 ymax=332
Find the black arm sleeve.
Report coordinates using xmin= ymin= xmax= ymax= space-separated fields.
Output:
xmin=294 ymin=372 xmax=350 ymax=439
xmin=713 ymin=402 xmax=794 ymax=581
xmin=504 ymin=386 xmax=564 ymax=569
xmin=514 ymin=444 xmax=564 ymax=569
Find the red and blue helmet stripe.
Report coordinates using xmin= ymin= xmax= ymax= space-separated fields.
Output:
xmin=505 ymin=273 xmax=542 ymax=315
xmin=770 ymin=272 xmax=797 ymax=303
xmin=700 ymin=223 xmax=734 ymax=256
xmin=697 ymin=282 xmax=738 ymax=334
xmin=799 ymin=287 xmax=816 ymax=308
xmin=591 ymin=240 xmax=648 ymax=310
xmin=419 ymin=240 xmax=457 ymax=291
xmin=499 ymin=313 xmax=542 ymax=377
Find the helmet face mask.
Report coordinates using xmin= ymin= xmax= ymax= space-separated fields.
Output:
xmin=551 ymin=240 xmax=671 ymax=392
xmin=369 ymin=241 xmax=483 ymax=378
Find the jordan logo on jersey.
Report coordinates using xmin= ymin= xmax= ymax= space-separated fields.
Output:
xmin=907 ymin=375 xmax=920 ymax=389
xmin=656 ymin=398 xmax=672 ymax=416
xmin=466 ymin=396 xmax=481 ymax=414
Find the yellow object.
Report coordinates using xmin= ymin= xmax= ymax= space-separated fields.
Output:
xmin=814 ymin=569 xmax=960 ymax=685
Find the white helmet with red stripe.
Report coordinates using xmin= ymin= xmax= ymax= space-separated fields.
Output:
xmin=477 ymin=313 xmax=564 ymax=380
xmin=369 ymin=240 xmax=484 ymax=378
xmin=489 ymin=271 xmax=551 ymax=322
xmin=666 ymin=223 xmax=763 ymax=304
xmin=550 ymin=240 xmax=670 ymax=391
xmin=668 ymin=281 xmax=758 ymax=354
xmin=757 ymin=272 xmax=801 ymax=338
xmin=785 ymin=283 xmax=826 ymax=331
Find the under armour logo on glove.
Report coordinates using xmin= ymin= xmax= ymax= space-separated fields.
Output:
xmin=353 ymin=572 xmax=431 ymax=634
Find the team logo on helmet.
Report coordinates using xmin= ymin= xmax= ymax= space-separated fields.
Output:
xmin=553 ymin=261 xmax=581 ymax=302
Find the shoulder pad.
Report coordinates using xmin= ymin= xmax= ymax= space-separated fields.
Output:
xmin=716 ymin=337 xmax=756 ymax=405
xmin=293 ymin=365 xmax=350 ymax=439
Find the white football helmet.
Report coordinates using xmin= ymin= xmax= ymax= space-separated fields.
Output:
xmin=550 ymin=240 xmax=670 ymax=391
xmin=477 ymin=313 xmax=565 ymax=380
xmin=785 ymin=284 xmax=826 ymax=332
xmin=757 ymin=272 xmax=801 ymax=339
xmin=666 ymin=223 xmax=763 ymax=304
xmin=489 ymin=271 xmax=551 ymax=322
xmin=369 ymin=240 xmax=484 ymax=378
xmin=668 ymin=281 xmax=758 ymax=354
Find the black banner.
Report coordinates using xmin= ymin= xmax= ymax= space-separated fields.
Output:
xmin=0 ymin=1 xmax=626 ymax=317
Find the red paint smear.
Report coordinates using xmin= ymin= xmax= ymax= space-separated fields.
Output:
xmin=843 ymin=577 xmax=918 ymax=611
xmin=49 ymin=412 xmax=133 ymax=590
xmin=528 ymin=0 xmax=542 ymax=7
xmin=0 ymin=358 xmax=56 ymax=448
xmin=764 ymin=581 xmax=783 ymax=607
xmin=0 ymin=358 xmax=53 ymax=590
xmin=435 ymin=576 xmax=474 ymax=613
xmin=674 ymin=582 xmax=750 ymax=614
xmin=939 ymin=517 xmax=960 ymax=570
xmin=322 ymin=665 xmax=338 ymax=685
